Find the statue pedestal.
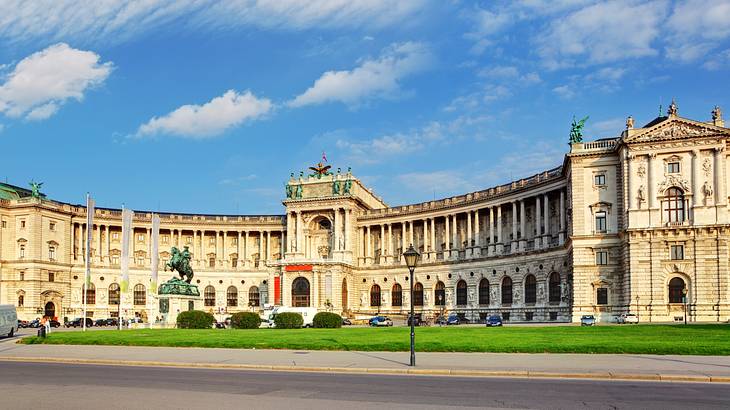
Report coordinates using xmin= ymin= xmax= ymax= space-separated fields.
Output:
xmin=156 ymin=294 xmax=202 ymax=326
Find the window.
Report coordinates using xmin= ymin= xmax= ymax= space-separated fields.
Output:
xmin=108 ymin=284 xmax=120 ymax=305
xmin=370 ymin=284 xmax=381 ymax=307
xmin=479 ymin=279 xmax=489 ymax=305
xmin=391 ymin=283 xmax=402 ymax=307
xmin=111 ymin=255 xmax=120 ymax=265
xmin=668 ymin=277 xmax=685 ymax=304
xmin=232 ymin=258 xmax=238 ymax=268
xmin=137 ymin=234 xmax=145 ymax=242
xmin=524 ymin=275 xmax=536 ymax=304
xmin=186 ymin=236 xmax=192 ymax=245
xmin=413 ymin=282 xmax=424 ymax=306
xmin=501 ymin=277 xmax=513 ymax=305
xmin=161 ymin=235 xmax=168 ymax=244
xmin=670 ymin=245 xmax=684 ymax=260
xmin=502 ymin=312 xmax=510 ymax=321
xmin=434 ymin=281 xmax=445 ymax=306
xmin=83 ymin=284 xmax=96 ymax=305
xmin=596 ymin=288 xmax=608 ymax=305
xmin=20 ymin=220 xmax=26 ymax=229
xmin=1 ymin=220 xmax=6 ymax=228
xmin=133 ymin=284 xmax=146 ymax=305
xmin=249 ymin=286 xmax=260 ymax=307
xmin=667 ymin=162 xmax=680 ymax=173
xmin=49 ymin=245 xmax=56 ymax=261
xmin=209 ymin=237 xmax=216 ymax=246
xmin=19 ymin=271 xmax=25 ymax=281
xmin=292 ymin=277 xmax=310 ymax=307
xmin=204 ymin=286 xmax=216 ymax=306
xmin=525 ymin=312 xmax=533 ymax=321
xmin=226 ymin=286 xmax=238 ymax=307
xmin=595 ymin=211 xmax=607 ymax=233
xmin=664 ymin=188 xmax=685 ymax=223
xmin=596 ymin=250 xmax=608 ymax=265
xmin=136 ymin=257 xmax=144 ymax=266
xmin=594 ymin=174 xmax=606 ymax=186
xmin=209 ymin=257 xmax=216 ymax=268
xmin=18 ymin=294 xmax=24 ymax=307
xmin=112 ymin=232 xmax=119 ymax=240
xmin=19 ymin=244 xmax=25 ymax=259
xmin=549 ymin=312 xmax=558 ymax=321
xmin=549 ymin=272 xmax=561 ymax=303
xmin=48 ymin=272 xmax=55 ymax=282
xmin=49 ymin=221 xmax=56 ymax=231
xmin=456 ymin=280 xmax=467 ymax=306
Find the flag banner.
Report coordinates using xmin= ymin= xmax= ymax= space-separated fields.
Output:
xmin=150 ymin=214 xmax=160 ymax=295
xmin=120 ymin=208 xmax=133 ymax=292
xmin=85 ymin=195 xmax=94 ymax=287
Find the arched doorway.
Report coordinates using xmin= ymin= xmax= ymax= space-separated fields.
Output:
xmin=341 ymin=278 xmax=348 ymax=310
xmin=292 ymin=277 xmax=311 ymax=307
xmin=44 ymin=302 xmax=55 ymax=319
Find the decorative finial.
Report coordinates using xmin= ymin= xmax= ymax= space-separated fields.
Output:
xmin=659 ymin=104 xmax=663 ymax=117
xmin=667 ymin=98 xmax=678 ymax=117
xmin=713 ymin=105 xmax=724 ymax=127
xmin=626 ymin=116 xmax=634 ymax=130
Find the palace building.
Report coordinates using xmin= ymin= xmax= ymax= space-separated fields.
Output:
xmin=1 ymin=103 xmax=729 ymax=324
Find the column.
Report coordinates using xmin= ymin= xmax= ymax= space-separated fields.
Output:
xmin=488 ymin=208 xmax=495 ymax=256
xmin=430 ymin=218 xmax=436 ymax=259
xmin=146 ymin=227 xmax=151 ymax=264
xmin=473 ymin=211 xmax=480 ymax=256
xmin=647 ymin=154 xmax=656 ymax=209
xmin=519 ymin=200 xmax=526 ymax=252
xmin=559 ymin=190 xmax=566 ymax=245
xmin=466 ymin=211 xmax=473 ymax=257
xmin=388 ymin=223 xmax=394 ymax=263
xmin=266 ymin=231 xmax=271 ymax=262
xmin=715 ymin=147 xmax=726 ymax=205
xmin=444 ymin=215 xmax=450 ymax=254
xmin=535 ymin=196 xmax=542 ymax=249
xmin=237 ymin=231 xmax=242 ymax=269
xmin=627 ymin=154 xmax=634 ymax=210
xmin=496 ymin=206 xmax=503 ymax=254
xmin=365 ymin=225 xmax=371 ymax=263
xmin=296 ymin=211 xmax=303 ymax=255
xmin=422 ymin=219 xmax=428 ymax=258
xmin=451 ymin=214 xmax=458 ymax=258
xmin=542 ymin=194 xmax=551 ymax=248
xmin=222 ymin=231 xmax=227 ymax=266
xmin=511 ymin=201 xmax=518 ymax=252
xmin=214 ymin=231 xmax=220 ymax=265
xmin=333 ymin=208 xmax=340 ymax=251
xmin=105 ymin=225 xmax=110 ymax=263
xmin=244 ymin=231 xmax=249 ymax=267
xmin=401 ymin=222 xmax=407 ymax=258
xmin=345 ymin=209 xmax=352 ymax=252
xmin=97 ymin=225 xmax=102 ymax=262
xmin=380 ymin=224 xmax=386 ymax=263
xmin=408 ymin=220 xmax=414 ymax=248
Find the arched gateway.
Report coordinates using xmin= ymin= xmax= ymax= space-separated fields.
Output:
xmin=292 ymin=277 xmax=311 ymax=307
xmin=44 ymin=302 xmax=55 ymax=319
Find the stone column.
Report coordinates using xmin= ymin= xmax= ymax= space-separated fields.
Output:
xmin=296 ymin=211 xmax=303 ymax=255
xmin=488 ymin=208 xmax=494 ymax=256
xmin=473 ymin=210 xmax=480 ymax=256
xmin=244 ymin=231 xmax=249 ymax=267
xmin=365 ymin=225 xmax=371 ymax=264
xmin=105 ymin=225 xmax=110 ymax=263
xmin=215 ymin=231 xmax=220 ymax=264
xmin=146 ymin=227 xmax=151 ymax=264
xmin=401 ymin=221 xmax=407 ymax=260
xmin=223 ymin=231 xmax=227 ymax=266
xmin=627 ymin=154 xmax=634 ymax=210
xmin=345 ymin=209 xmax=352 ymax=251
xmin=543 ymin=193 xmax=550 ymax=246
xmin=266 ymin=230 xmax=271 ymax=262
xmin=496 ymin=206 xmax=503 ymax=254
xmin=333 ymin=208 xmax=340 ymax=251
xmin=535 ymin=196 xmax=542 ymax=249
xmin=559 ymin=190 xmax=566 ymax=245
xmin=715 ymin=147 xmax=726 ymax=205
xmin=519 ymin=200 xmax=526 ymax=252
xmin=511 ymin=201 xmax=518 ymax=252
xmin=466 ymin=211 xmax=473 ymax=257
xmin=451 ymin=214 xmax=458 ymax=258
xmin=379 ymin=224 xmax=385 ymax=263
xmin=97 ymin=225 xmax=103 ymax=262
xmin=237 ymin=231 xmax=242 ymax=269
xmin=388 ymin=223 xmax=394 ymax=263
xmin=80 ymin=223 xmax=85 ymax=261
xmin=647 ymin=154 xmax=656 ymax=209
xmin=258 ymin=231 xmax=263 ymax=267
xmin=444 ymin=215 xmax=450 ymax=254
xmin=430 ymin=218 xmax=436 ymax=260
xmin=423 ymin=219 xmax=428 ymax=254
xmin=692 ymin=150 xmax=701 ymax=208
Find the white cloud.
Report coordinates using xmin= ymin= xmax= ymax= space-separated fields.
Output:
xmin=289 ymin=42 xmax=431 ymax=108
xmin=552 ymin=85 xmax=575 ymax=99
xmin=0 ymin=1 xmax=426 ymax=45
xmin=135 ymin=90 xmax=272 ymax=138
xmin=0 ymin=43 xmax=112 ymax=120
xmin=587 ymin=118 xmax=625 ymax=137
xmin=464 ymin=8 xmax=512 ymax=54
xmin=536 ymin=1 xmax=666 ymax=68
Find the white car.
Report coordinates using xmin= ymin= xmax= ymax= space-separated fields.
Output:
xmin=616 ymin=313 xmax=639 ymax=324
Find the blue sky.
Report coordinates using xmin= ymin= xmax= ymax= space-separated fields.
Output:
xmin=0 ymin=0 xmax=729 ymax=214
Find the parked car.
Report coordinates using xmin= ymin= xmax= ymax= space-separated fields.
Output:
xmin=17 ymin=320 xmax=30 ymax=328
xmin=446 ymin=314 xmax=461 ymax=325
xmin=368 ymin=316 xmax=393 ymax=327
xmin=580 ymin=315 xmax=596 ymax=326
xmin=48 ymin=319 xmax=61 ymax=328
xmin=94 ymin=319 xmax=107 ymax=327
xmin=105 ymin=318 xmax=119 ymax=327
xmin=485 ymin=315 xmax=503 ymax=327
xmin=65 ymin=318 xmax=94 ymax=328
xmin=214 ymin=321 xmax=226 ymax=329
xmin=342 ymin=318 xmax=352 ymax=326
xmin=407 ymin=314 xmax=421 ymax=327
xmin=616 ymin=313 xmax=639 ymax=324
xmin=28 ymin=319 xmax=41 ymax=328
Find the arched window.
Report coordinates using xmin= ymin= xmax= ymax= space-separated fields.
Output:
xmin=204 ymin=286 xmax=216 ymax=307
xmin=292 ymin=277 xmax=310 ymax=307
xmin=549 ymin=272 xmax=561 ymax=303
xmin=391 ymin=283 xmax=402 ymax=307
xmin=525 ymin=275 xmax=536 ymax=304
xmin=133 ymin=284 xmax=146 ymax=305
xmin=83 ymin=283 xmax=96 ymax=305
xmin=664 ymin=187 xmax=685 ymax=223
xmin=669 ymin=277 xmax=686 ymax=304
xmin=413 ymin=282 xmax=424 ymax=306
xmin=501 ymin=277 xmax=513 ymax=305
xmin=108 ymin=283 xmax=120 ymax=305
xmin=227 ymin=286 xmax=238 ymax=307
xmin=249 ymin=286 xmax=260 ymax=307
xmin=456 ymin=280 xmax=467 ymax=306
xmin=478 ymin=279 xmax=489 ymax=305
xmin=435 ymin=281 xmax=445 ymax=306
xmin=370 ymin=284 xmax=381 ymax=307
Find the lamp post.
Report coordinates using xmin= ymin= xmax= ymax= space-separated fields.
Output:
xmin=403 ymin=244 xmax=420 ymax=367
xmin=682 ymin=287 xmax=688 ymax=325
xmin=635 ymin=295 xmax=640 ymax=323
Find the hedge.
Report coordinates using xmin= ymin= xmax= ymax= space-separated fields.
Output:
xmin=177 ymin=310 xmax=215 ymax=329
xmin=230 ymin=312 xmax=261 ymax=329
xmin=313 ymin=312 xmax=342 ymax=328
xmin=273 ymin=312 xmax=303 ymax=329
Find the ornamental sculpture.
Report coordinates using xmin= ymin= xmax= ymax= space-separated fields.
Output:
xmin=569 ymin=116 xmax=589 ymax=144
xmin=309 ymin=162 xmax=333 ymax=179
xmin=159 ymin=246 xmax=199 ymax=296
xmin=29 ymin=180 xmax=43 ymax=198
xmin=667 ymin=99 xmax=678 ymax=116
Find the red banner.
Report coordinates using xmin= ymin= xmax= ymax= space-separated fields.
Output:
xmin=274 ymin=276 xmax=281 ymax=305
xmin=285 ymin=264 xmax=313 ymax=272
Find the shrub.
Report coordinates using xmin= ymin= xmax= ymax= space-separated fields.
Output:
xmin=274 ymin=312 xmax=303 ymax=329
xmin=176 ymin=310 xmax=215 ymax=329
xmin=313 ymin=312 xmax=342 ymax=328
xmin=230 ymin=312 xmax=261 ymax=329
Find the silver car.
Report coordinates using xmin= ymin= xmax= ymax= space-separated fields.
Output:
xmin=580 ymin=315 xmax=596 ymax=326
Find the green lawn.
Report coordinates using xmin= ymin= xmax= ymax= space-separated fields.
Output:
xmin=21 ymin=324 xmax=730 ymax=355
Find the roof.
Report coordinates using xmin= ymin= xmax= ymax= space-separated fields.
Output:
xmin=0 ymin=182 xmax=41 ymax=200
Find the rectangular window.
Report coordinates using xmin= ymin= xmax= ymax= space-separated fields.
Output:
xmin=549 ymin=312 xmax=558 ymax=321
xmin=162 ymin=235 xmax=169 ymax=244
xmin=137 ymin=234 xmax=145 ymax=242
xmin=594 ymin=174 xmax=606 ymax=186
xmin=1 ymin=220 xmax=6 ymax=228
xmin=186 ymin=236 xmax=192 ymax=244
xmin=49 ymin=221 xmax=56 ymax=231
xmin=670 ymin=245 xmax=684 ymax=260
xmin=48 ymin=271 xmax=55 ymax=282
xmin=19 ymin=271 xmax=25 ymax=281
xmin=525 ymin=312 xmax=533 ymax=321
xmin=19 ymin=245 xmax=25 ymax=259
xmin=667 ymin=162 xmax=680 ymax=173
xmin=595 ymin=212 xmax=607 ymax=233
xmin=20 ymin=220 xmax=26 ymax=229
xmin=111 ymin=256 xmax=120 ymax=265
xmin=209 ymin=237 xmax=215 ymax=245
xmin=112 ymin=232 xmax=119 ymax=240
xmin=596 ymin=250 xmax=608 ymax=265
xmin=49 ymin=246 xmax=56 ymax=261
xmin=232 ymin=258 xmax=238 ymax=268
xmin=596 ymin=287 xmax=608 ymax=305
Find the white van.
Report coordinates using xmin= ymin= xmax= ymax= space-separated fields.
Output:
xmin=266 ymin=307 xmax=319 ymax=328
xmin=0 ymin=305 xmax=18 ymax=338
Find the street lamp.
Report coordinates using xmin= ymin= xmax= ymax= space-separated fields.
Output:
xmin=635 ymin=295 xmax=640 ymax=323
xmin=403 ymin=244 xmax=420 ymax=367
xmin=682 ymin=287 xmax=688 ymax=325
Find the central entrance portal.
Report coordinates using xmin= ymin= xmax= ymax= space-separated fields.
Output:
xmin=44 ymin=302 xmax=56 ymax=319
xmin=292 ymin=277 xmax=311 ymax=307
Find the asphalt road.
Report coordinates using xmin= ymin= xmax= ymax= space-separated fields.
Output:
xmin=0 ymin=361 xmax=728 ymax=409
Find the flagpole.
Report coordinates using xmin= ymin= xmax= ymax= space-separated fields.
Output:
xmin=83 ymin=193 xmax=89 ymax=331
xmin=119 ymin=204 xmax=124 ymax=330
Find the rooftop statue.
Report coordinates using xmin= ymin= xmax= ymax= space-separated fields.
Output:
xmin=712 ymin=105 xmax=723 ymax=121
xmin=29 ymin=180 xmax=43 ymax=198
xmin=668 ymin=99 xmax=678 ymax=116
xmin=285 ymin=183 xmax=293 ymax=199
xmin=569 ymin=116 xmax=589 ymax=144
xmin=309 ymin=162 xmax=333 ymax=179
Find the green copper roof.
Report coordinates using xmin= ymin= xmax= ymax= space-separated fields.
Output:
xmin=0 ymin=182 xmax=41 ymax=200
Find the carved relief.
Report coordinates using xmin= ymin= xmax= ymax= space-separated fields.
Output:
xmin=703 ymin=157 xmax=712 ymax=177
xmin=637 ymin=162 xmax=646 ymax=178
xmin=703 ymin=181 xmax=714 ymax=205
xmin=657 ymin=175 xmax=691 ymax=194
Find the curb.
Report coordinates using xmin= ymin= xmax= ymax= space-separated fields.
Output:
xmin=0 ymin=356 xmax=725 ymax=383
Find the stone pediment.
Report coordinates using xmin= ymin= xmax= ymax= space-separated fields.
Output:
xmin=624 ymin=117 xmax=729 ymax=144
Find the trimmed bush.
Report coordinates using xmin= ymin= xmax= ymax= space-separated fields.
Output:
xmin=230 ymin=312 xmax=261 ymax=329
xmin=176 ymin=310 xmax=215 ymax=329
xmin=313 ymin=312 xmax=342 ymax=328
xmin=274 ymin=312 xmax=303 ymax=329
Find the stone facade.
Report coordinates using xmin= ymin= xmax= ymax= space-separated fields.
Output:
xmin=1 ymin=105 xmax=728 ymax=324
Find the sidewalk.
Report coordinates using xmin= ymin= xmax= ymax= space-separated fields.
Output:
xmin=1 ymin=341 xmax=729 ymax=383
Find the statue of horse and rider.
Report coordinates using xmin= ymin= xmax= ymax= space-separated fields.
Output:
xmin=166 ymin=246 xmax=194 ymax=283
